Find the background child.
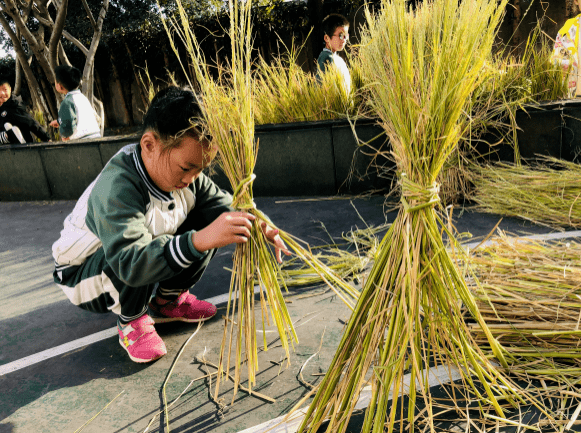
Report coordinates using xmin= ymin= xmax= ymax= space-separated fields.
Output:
xmin=52 ymin=86 xmax=289 ymax=363
xmin=552 ymin=5 xmax=581 ymax=98
xmin=316 ymin=13 xmax=351 ymax=94
xmin=0 ymin=76 xmax=50 ymax=144
xmin=49 ymin=65 xmax=101 ymax=141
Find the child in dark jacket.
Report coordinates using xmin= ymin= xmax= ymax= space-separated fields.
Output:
xmin=0 ymin=77 xmax=49 ymax=144
xmin=52 ymin=86 xmax=288 ymax=363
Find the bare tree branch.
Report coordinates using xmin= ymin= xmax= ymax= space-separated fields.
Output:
xmin=58 ymin=42 xmax=71 ymax=66
xmin=82 ymin=0 xmax=109 ymax=133
xmin=0 ymin=11 xmax=54 ymax=118
xmin=48 ymin=0 xmax=69 ymax=69
xmin=2 ymin=0 xmax=55 ymax=86
xmin=31 ymin=10 xmax=89 ymax=56
xmin=81 ymin=0 xmax=97 ymax=31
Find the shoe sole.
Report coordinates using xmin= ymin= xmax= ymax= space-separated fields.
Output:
xmin=119 ymin=339 xmax=166 ymax=363
xmin=149 ymin=314 xmax=216 ymax=324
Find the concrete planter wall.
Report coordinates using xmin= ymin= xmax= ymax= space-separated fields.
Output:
xmin=477 ymin=99 xmax=581 ymax=163
xmin=0 ymin=119 xmax=392 ymax=201
xmin=1 ymin=99 xmax=580 ymax=202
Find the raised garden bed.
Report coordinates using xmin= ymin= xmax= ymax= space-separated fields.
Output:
xmin=1 ymin=99 xmax=580 ymax=201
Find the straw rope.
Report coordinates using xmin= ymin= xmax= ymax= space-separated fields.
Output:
xmin=399 ymin=173 xmax=441 ymax=213
xmin=231 ymin=173 xmax=257 ymax=210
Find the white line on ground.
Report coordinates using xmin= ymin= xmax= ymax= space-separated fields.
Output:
xmin=2 ymin=229 xmax=579 ymax=378
xmin=238 ymin=364 xmax=463 ymax=433
xmin=463 ymin=229 xmax=581 ymax=250
xmin=0 ymin=289 xmax=259 ymax=377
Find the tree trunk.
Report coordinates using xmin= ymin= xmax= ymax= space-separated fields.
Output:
xmin=57 ymin=42 xmax=71 ymax=67
xmin=308 ymin=0 xmax=325 ymax=64
xmin=36 ymin=63 xmax=57 ymax=118
xmin=3 ymin=0 xmax=56 ymax=91
xmin=94 ymin=68 xmax=113 ymax=128
xmin=257 ymin=25 xmax=269 ymax=64
xmin=48 ymin=0 xmax=68 ymax=70
xmin=107 ymin=44 xmax=133 ymax=126
xmin=511 ymin=0 xmax=522 ymax=50
xmin=302 ymin=30 xmax=314 ymax=73
xmin=81 ymin=0 xmax=109 ymax=101
xmin=122 ymin=35 xmax=148 ymax=109
xmin=14 ymin=29 xmax=22 ymax=95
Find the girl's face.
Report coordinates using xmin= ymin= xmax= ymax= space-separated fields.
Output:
xmin=324 ymin=25 xmax=349 ymax=53
xmin=141 ymin=132 xmax=217 ymax=192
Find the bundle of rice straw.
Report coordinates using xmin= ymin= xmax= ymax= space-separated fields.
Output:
xmin=468 ymin=157 xmax=581 ymax=230
xmin=162 ymin=0 xmax=359 ymax=398
xmin=296 ymin=1 xmax=549 ymax=432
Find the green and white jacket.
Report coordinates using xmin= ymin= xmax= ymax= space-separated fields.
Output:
xmin=52 ymin=143 xmax=233 ymax=287
xmin=316 ymin=48 xmax=351 ymax=95
xmin=58 ymin=89 xmax=101 ymax=140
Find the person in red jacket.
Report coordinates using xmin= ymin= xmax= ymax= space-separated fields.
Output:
xmin=0 ymin=77 xmax=50 ymax=144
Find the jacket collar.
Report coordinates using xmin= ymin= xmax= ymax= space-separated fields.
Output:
xmin=131 ymin=144 xmax=173 ymax=202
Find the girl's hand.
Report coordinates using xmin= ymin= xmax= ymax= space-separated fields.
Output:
xmin=49 ymin=120 xmax=59 ymax=128
xmin=260 ymin=221 xmax=291 ymax=264
xmin=193 ymin=211 xmax=256 ymax=252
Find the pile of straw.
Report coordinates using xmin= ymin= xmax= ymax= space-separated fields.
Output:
xmin=465 ymin=233 xmax=581 ymax=383
xmin=296 ymin=1 xmax=548 ymax=432
xmin=468 ymin=157 xmax=581 ymax=230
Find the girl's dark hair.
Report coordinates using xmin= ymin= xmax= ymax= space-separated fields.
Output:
xmin=142 ymin=86 xmax=208 ymax=151
xmin=322 ymin=13 xmax=349 ymax=37
xmin=54 ymin=65 xmax=82 ymax=91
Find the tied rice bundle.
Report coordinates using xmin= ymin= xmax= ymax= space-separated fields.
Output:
xmin=162 ymin=0 xmax=359 ymax=398
xmin=298 ymin=1 xmax=547 ymax=433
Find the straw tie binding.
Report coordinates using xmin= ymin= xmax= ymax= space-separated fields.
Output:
xmin=232 ymin=173 xmax=257 ymax=210
xmin=399 ymin=172 xmax=441 ymax=213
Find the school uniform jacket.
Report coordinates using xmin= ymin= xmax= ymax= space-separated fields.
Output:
xmin=52 ymin=143 xmax=233 ymax=288
xmin=58 ymin=89 xmax=101 ymax=140
xmin=316 ymin=48 xmax=351 ymax=95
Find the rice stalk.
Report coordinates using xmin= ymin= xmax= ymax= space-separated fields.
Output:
xmin=253 ymin=41 xmax=360 ymax=125
xmin=438 ymin=21 xmax=567 ymax=205
xmin=467 ymin=157 xmax=581 ymax=230
xmin=162 ymin=0 xmax=358 ymax=400
xmin=298 ymin=1 xmax=547 ymax=433
xmin=279 ymin=223 xmax=388 ymax=287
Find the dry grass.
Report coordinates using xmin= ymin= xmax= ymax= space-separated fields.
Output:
xmin=467 ymin=157 xmax=581 ymax=230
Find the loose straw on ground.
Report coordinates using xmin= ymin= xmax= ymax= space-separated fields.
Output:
xmin=465 ymin=233 xmax=581 ymax=383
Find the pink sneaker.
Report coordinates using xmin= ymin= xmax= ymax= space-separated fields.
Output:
xmin=117 ymin=315 xmax=167 ymax=363
xmin=148 ymin=292 xmax=217 ymax=324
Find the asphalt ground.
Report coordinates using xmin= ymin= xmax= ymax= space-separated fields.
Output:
xmin=0 ymin=196 xmax=563 ymax=433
